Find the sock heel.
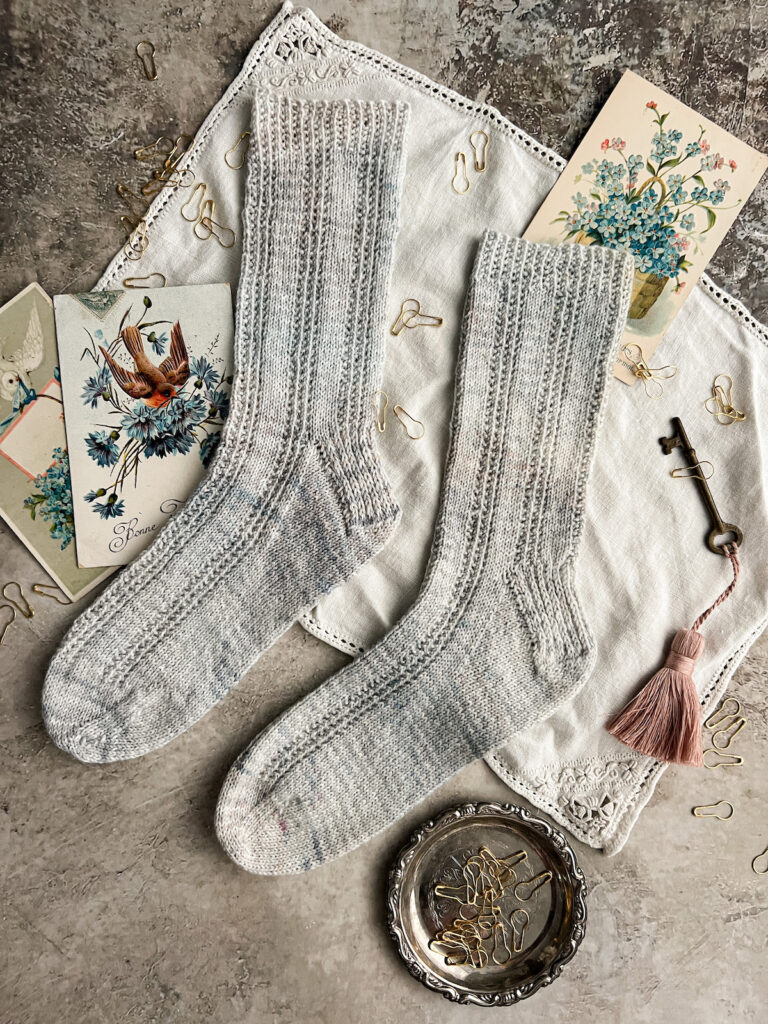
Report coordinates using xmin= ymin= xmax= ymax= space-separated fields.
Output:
xmin=317 ymin=435 xmax=400 ymax=538
xmin=505 ymin=560 xmax=595 ymax=687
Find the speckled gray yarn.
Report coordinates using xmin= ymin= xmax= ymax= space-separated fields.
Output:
xmin=42 ymin=96 xmax=408 ymax=762
xmin=216 ymin=232 xmax=634 ymax=874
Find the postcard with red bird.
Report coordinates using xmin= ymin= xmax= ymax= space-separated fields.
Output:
xmin=54 ymin=283 xmax=233 ymax=567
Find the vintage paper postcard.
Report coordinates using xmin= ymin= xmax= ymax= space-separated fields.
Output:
xmin=523 ymin=69 xmax=768 ymax=385
xmin=54 ymin=283 xmax=234 ymax=567
xmin=0 ymin=283 xmax=114 ymax=601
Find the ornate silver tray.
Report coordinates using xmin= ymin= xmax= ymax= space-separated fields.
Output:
xmin=387 ymin=803 xmax=587 ymax=1006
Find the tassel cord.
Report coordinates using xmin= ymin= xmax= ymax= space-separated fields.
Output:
xmin=692 ymin=543 xmax=740 ymax=632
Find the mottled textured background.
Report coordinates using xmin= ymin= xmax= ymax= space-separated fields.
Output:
xmin=1 ymin=2 xmax=767 ymax=1023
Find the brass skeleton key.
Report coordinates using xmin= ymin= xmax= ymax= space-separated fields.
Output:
xmin=659 ymin=417 xmax=743 ymax=556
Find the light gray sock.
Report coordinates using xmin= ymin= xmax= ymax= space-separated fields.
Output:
xmin=216 ymin=232 xmax=634 ymax=873
xmin=43 ymin=96 xmax=408 ymax=762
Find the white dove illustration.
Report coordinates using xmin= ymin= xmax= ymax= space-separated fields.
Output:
xmin=0 ymin=304 xmax=45 ymax=402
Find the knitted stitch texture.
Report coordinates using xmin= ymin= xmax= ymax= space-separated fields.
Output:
xmin=216 ymin=232 xmax=634 ymax=874
xmin=43 ymin=96 xmax=408 ymax=762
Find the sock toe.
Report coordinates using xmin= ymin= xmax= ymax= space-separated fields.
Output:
xmin=215 ymin=764 xmax=314 ymax=875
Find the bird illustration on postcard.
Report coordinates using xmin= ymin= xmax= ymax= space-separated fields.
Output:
xmin=0 ymin=283 xmax=114 ymax=601
xmin=523 ymin=70 xmax=767 ymax=385
xmin=54 ymin=283 xmax=234 ymax=567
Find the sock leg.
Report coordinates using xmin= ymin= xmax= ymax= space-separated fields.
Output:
xmin=43 ymin=97 xmax=408 ymax=762
xmin=216 ymin=232 xmax=634 ymax=873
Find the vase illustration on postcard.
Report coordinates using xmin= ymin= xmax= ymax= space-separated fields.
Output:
xmin=523 ymin=70 xmax=767 ymax=384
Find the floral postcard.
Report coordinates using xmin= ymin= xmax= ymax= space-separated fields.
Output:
xmin=54 ymin=283 xmax=233 ymax=567
xmin=0 ymin=283 xmax=114 ymax=601
xmin=523 ymin=69 xmax=768 ymax=385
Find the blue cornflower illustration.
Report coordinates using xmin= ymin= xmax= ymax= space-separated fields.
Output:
xmin=190 ymin=356 xmax=219 ymax=389
xmin=85 ymin=430 xmax=120 ymax=468
xmin=208 ymin=389 xmax=230 ymax=420
xmin=121 ymin=402 xmax=164 ymax=442
xmin=81 ymin=366 xmax=112 ymax=409
xmin=147 ymin=331 xmax=168 ymax=356
xmin=164 ymin=393 xmax=207 ymax=432
xmin=145 ymin=430 xmax=194 ymax=459
xmin=93 ymin=496 xmax=125 ymax=519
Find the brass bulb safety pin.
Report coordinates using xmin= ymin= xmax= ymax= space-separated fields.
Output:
xmin=704 ymin=697 xmax=742 ymax=730
xmin=181 ymin=182 xmax=207 ymax=223
xmin=393 ymin=404 xmax=425 ymax=440
xmin=224 ymin=131 xmax=251 ymax=169
xmin=134 ymin=136 xmax=174 ymax=162
xmin=705 ymin=373 xmax=746 ymax=426
xmin=390 ymin=298 xmax=443 ymax=336
xmin=123 ymin=273 xmax=167 ymax=289
xmin=622 ymin=343 xmax=677 ymax=399
xmin=692 ymin=801 xmax=734 ymax=820
xmin=373 ymin=390 xmax=389 ymax=433
xmin=2 ymin=581 xmax=34 ymax=619
xmin=31 ymin=582 xmax=71 ymax=605
xmin=469 ymin=130 xmax=489 ymax=172
xmin=702 ymin=748 xmax=743 ymax=769
xmin=451 ymin=152 xmax=470 ymax=195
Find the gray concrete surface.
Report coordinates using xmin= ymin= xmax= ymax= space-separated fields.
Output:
xmin=1 ymin=2 xmax=767 ymax=1022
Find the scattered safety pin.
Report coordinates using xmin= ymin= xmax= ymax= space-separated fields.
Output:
xmin=390 ymin=298 xmax=443 ymax=336
xmin=163 ymin=134 xmax=194 ymax=171
xmin=752 ymin=845 xmax=768 ymax=874
xmin=469 ymin=130 xmax=489 ymax=172
xmin=136 ymin=40 xmax=158 ymax=81
xmin=134 ymin=136 xmax=174 ymax=162
xmin=31 ymin=582 xmax=71 ymax=605
xmin=711 ymin=717 xmax=746 ymax=750
xmin=116 ymin=183 xmax=149 ymax=220
xmin=692 ymin=800 xmax=734 ymax=820
xmin=490 ymin=920 xmax=512 ymax=965
xmin=124 ymin=220 xmax=149 ymax=262
xmin=704 ymin=373 xmax=746 ymax=426
xmin=224 ymin=130 xmax=251 ymax=169
xmin=451 ymin=151 xmax=470 ymax=195
xmin=120 ymin=214 xmax=142 ymax=236
xmin=122 ymin=272 xmax=167 ymax=289
xmin=514 ymin=870 xmax=552 ymax=901
xmin=193 ymin=200 xmax=236 ymax=247
xmin=2 ymin=582 xmax=34 ymax=619
xmin=373 ymin=390 xmax=389 ymax=433
xmin=149 ymin=166 xmax=195 ymax=189
xmin=622 ymin=343 xmax=677 ymax=399
xmin=393 ymin=404 xmax=425 ymax=440
xmin=670 ymin=460 xmax=714 ymax=482
xmin=703 ymin=748 xmax=744 ymax=769
xmin=508 ymin=908 xmax=529 ymax=953
xmin=704 ymin=697 xmax=742 ymax=730
xmin=0 ymin=604 xmax=15 ymax=645
xmin=180 ymin=182 xmax=207 ymax=223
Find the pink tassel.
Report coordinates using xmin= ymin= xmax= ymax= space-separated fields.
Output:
xmin=608 ymin=544 xmax=740 ymax=767
xmin=608 ymin=629 xmax=705 ymax=766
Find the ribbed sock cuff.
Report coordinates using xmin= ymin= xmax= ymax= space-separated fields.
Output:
xmin=240 ymin=95 xmax=409 ymax=436
xmin=251 ymin=93 xmax=410 ymax=162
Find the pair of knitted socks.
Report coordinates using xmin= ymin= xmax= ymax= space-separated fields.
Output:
xmin=43 ymin=96 xmax=632 ymax=873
